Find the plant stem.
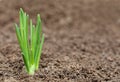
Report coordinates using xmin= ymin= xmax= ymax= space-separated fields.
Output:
xmin=28 ymin=64 xmax=35 ymax=75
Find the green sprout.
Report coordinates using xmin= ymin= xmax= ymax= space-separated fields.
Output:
xmin=15 ymin=8 xmax=44 ymax=75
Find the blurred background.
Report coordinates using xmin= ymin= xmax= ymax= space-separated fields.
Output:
xmin=0 ymin=0 xmax=120 ymax=82
xmin=0 ymin=0 xmax=80 ymax=46
xmin=1 ymin=0 xmax=120 ymax=46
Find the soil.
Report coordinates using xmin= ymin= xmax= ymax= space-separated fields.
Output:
xmin=0 ymin=0 xmax=120 ymax=82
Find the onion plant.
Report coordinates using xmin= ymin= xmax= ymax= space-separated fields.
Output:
xmin=15 ymin=8 xmax=44 ymax=75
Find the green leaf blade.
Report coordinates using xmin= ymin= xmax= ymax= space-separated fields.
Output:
xmin=15 ymin=8 xmax=44 ymax=75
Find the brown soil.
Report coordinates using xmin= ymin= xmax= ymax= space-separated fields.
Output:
xmin=0 ymin=0 xmax=120 ymax=82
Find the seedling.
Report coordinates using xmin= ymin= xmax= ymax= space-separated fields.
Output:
xmin=15 ymin=8 xmax=44 ymax=75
